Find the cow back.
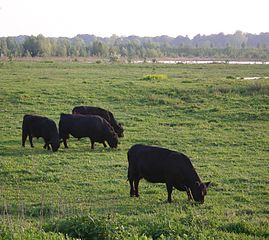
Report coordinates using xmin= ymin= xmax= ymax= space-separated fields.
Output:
xmin=72 ymin=106 xmax=124 ymax=137
xmin=128 ymin=144 xmax=200 ymax=185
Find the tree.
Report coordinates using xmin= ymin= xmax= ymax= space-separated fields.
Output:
xmin=0 ymin=38 xmax=8 ymax=57
xmin=37 ymin=34 xmax=52 ymax=56
xmin=22 ymin=36 xmax=39 ymax=57
xmin=55 ymin=38 xmax=68 ymax=57
xmin=70 ymin=37 xmax=87 ymax=57
xmin=6 ymin=37 xmax=21 ymax=57
xmin=91 ymin=41 xmax=108 ymax=57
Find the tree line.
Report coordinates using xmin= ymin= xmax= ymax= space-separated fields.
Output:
xmin=1 ymin=31 xmax=269 ymax=60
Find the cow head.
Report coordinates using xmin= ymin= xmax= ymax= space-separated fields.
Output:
xmin=107 ymin=132 xmax=118 ymax=148
xmin=116 ymin=123 xmax=124 ymax=138
xmin=111 ymin=121 xmax=124 ymax=138
xmin=192 ymin=181 xmax=211 ymax=204
xmin=50 ymin=137 xmax=60 ymax=152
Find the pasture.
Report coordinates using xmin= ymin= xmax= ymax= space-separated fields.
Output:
xmin=0 ymin=60 xmax=268 ymax=239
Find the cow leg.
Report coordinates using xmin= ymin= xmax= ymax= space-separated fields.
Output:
xmin=29 ymin=135 xmax=34 ymax=147
xmin=134 ymin=178 xmax=140 ymax=197
xmin=166 ymin=183 xmax=173 ymax=203
xmin=186 ymin=187 xmax=193 ymax=201
xmin=103 ymin=142 xmax=107 ymax=148
xmin=22 ymin=133 xmax=27 ymax=147
xmin=129 ymin=179 xmax=135 ymax=197
xmin=43 ymin=144 xmax=50 ymax=150
xmin=128 ymin=167 xmax=135 ymax=197
xmin=63 ymin=139 xmax=68 ymax=148
xmin=90 ymin=139 xmax=95 ymax=149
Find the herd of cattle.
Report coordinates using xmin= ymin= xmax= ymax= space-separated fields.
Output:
xmin=21 ymin=106 xmax=210 ymax=204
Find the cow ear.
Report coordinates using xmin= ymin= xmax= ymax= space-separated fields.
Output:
xmin=205 ymin=181 xmax=211 ymax=188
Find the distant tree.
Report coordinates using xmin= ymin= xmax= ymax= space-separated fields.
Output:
xmin=0 ymin=38 xmax=8 ymax=56
xmin=1 ymin=31 xmax=269 ymax=60
xmin=91 ymin=41 xmax=108 ymax=57
xmin=70 ymin=37 xmax=87 ymax=57
xmin=22 ymin=36 xmax=39 ymax=57
xmin=6 ymin=37 xmax=21 ymax=57
xmin=55 ymin=39 xmax=68 ymax=57
xmin=37 ymin=34 xmax=51 ymax=56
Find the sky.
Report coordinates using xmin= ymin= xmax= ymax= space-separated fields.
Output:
xmin=0 ymin=0 xmax=268 ymax=38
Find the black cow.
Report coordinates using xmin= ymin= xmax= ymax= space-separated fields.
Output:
xmin=22 ymin=115 xmax=60 ymax=152
xmin=127 ymin=144 xmax=210 ymax=203
xmin=72 ymin=106 xmax=124 ymax=138
xmin=59 ymin=113 xmax=118 ymax=149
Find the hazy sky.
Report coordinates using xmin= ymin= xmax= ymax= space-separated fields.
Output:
xmin=0 ymin=0 xmax=268 ymax=38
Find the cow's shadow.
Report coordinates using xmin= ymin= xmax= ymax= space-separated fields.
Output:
xmin=0 ymin=142 xmax=56 ymax=157
xmin=0 ymin=139 xmax=120 ymax=157
xmin=58 ymin=145 xmax=121 ymax=154
xmin=58 ymin=138 xmax=121 ymax=153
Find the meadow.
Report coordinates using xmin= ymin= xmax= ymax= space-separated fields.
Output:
xmin=0 ymin=60 xmax=268 ymax=239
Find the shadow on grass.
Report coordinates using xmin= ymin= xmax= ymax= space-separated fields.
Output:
xmin=0 ymin=138 xmax=121 ymax=157
xmin=219 ymin=221 xmax=269 ymax=238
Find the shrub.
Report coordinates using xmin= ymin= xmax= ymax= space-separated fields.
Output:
xmin=142 ymin=74 xmax=168 ymax=81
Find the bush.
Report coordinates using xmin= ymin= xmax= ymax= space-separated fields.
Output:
xmin=142 ymin=74 xmax=168 ymax=81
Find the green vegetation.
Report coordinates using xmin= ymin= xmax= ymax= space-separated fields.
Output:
xmin=0 ymin=61 xmax=268 ymax=239
xmin=142 ymin=74 xmax=168 ymax=81
xmin=1 ymin=31 xmax=269 ymax=60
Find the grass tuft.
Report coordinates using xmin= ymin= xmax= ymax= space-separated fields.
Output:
xmin=142 ymin=74 xmax=168 ymax=80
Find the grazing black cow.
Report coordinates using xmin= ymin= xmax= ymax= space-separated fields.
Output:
xmin=72 ymin=106 xmax=124 ymax=138
xmin=127 ymin=144 xmax=210 ymax=203
xmin=59 ymin=113 xmax=118 ymax=149
xmin=22 ymin=115 xmax=60 ymax=152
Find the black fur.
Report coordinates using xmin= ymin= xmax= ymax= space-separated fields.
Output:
xmin=72 ymin=106 xmax=124 ymax=137
xmin=22 ymin=114 xmax=60 ymax=152
xmin=59 ymin=113 xmax=118 ymax=149
xmin=127 ymin=144 xmax=210 ymax=203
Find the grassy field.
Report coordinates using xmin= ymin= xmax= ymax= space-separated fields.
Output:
xmin=0 ymin=60 xmax=268 ymax=239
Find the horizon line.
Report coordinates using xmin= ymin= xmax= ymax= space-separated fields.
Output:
xmin=1 ymin=30 xmax=269 ymax=39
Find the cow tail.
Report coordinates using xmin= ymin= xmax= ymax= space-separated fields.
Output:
xmin=127 ymin=151 xmax=133 ymax=181
xmin=22 ymin=116 xmax=28 ymax=146
xmin=127 ymin=167 xmax=130 ymax=181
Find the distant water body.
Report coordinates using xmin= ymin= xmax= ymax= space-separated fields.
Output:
xmin=134 ymin=60 xmax=269 ymax=65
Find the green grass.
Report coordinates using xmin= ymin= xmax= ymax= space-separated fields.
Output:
xmin=0 ymin=60 xmax=269 ymax=239
xmin=142 ymin=74 xmax=169 ymax=81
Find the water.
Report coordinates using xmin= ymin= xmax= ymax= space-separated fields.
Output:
xmin=157 ymin=60 xmax=269 ymax=65
xmin=237 ymin=77 xmax=269 ymax=80
xmin=133 ymin=60 xmax=269 ymax=65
